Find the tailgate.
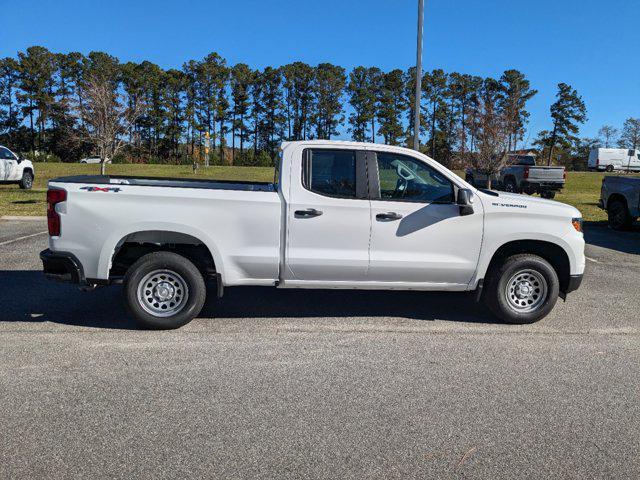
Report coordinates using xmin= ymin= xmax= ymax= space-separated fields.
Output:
xmin=528 ymin=167 xmax=565 ymax=182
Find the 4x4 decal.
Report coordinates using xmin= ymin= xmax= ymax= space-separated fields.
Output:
xmin=80 ymin=186 xmax=121 ymax=193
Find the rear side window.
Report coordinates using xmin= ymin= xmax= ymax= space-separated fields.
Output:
xmin=303 ymin=149 xmax=357 ymax=198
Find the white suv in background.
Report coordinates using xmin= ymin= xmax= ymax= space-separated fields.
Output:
xmin=0 ymin=145 xmax=34 ymax=189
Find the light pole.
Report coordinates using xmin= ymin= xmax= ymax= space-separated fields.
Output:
xmin=413 ymin=0 xmax=425 ymax=151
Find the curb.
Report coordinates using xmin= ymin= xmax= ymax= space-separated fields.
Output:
xmin=1 ymin=216 xmax=47 ymax=221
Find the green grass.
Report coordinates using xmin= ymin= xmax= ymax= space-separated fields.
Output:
xmin=1 ymin=163 xmax=638 ymax=221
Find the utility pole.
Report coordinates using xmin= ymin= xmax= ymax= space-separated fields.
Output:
xmin=413 ymin=0 xmax=425 ymax=151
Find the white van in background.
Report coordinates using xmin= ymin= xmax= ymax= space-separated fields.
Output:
xmin=588 ymin=148 xmax=640 ymax=172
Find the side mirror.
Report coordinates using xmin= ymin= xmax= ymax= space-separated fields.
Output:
xmin=628 ymin=149 xmax=635 ymax=157
xmin=457 ymin=188 xmax=474 ymax=216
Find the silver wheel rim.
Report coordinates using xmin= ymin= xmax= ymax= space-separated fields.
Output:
xmin=24 ymin=175 xmax=32 ymax=188
xmin=137 ymin=269 xmax=189 ymax=317
xmin=505 ymin=269 xmax=548 ymax=313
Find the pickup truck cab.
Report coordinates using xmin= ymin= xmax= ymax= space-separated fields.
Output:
xmin=0 ymin=145 xmax=34 ymax=189
xmin=599 ymin=175 xmax=640 ymax=229
xmin=466 ymin=155 xmax=565 ymax=199
xmin=41 ymin=141 xmax=585 ymax=329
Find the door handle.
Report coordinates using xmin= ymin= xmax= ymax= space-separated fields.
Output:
xmin=376 ymin=212 xmax=403 ymax=221
xmin=295 ymin=208 xmax=323 ymax=217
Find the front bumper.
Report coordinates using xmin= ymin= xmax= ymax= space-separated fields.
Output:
xmin=565 ymin=274 xmax=583 ymax=294
xmin=40 ymin=249 xmax=85 ymax=285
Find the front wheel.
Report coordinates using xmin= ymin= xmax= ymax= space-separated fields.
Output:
xmin=605 ymin=165 xmax=614 ymax=172
xmin=503 ymin=178 xmax=518 ymax=193
xmin=19 ymin=171 xmax=33 ymax=189
xmin=123 ymin=251 xmax=206 ymax=329
xmin=540 ymin=191 xmax=556 ymax=199
xmin=484 ymin=254 xmax=559 ymax=324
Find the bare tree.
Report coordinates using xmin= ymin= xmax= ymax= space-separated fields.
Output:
xmin=466 ymin=94 xmax=514 ymax=189
xmin=618 ymin=118 xmax=640 ymax=150
xmin=77 ymin=74 xmax=145 ymax=174
xmin=598 ymin=125 xmax=618 ymax=148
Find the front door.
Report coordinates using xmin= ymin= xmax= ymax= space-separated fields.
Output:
xmin=285 ymin=147 xmax=371 ymax=282
xmin=367 ymin=151 xmax=483 ymax=287
xmin=0 ymin=147 xmax=12 ymax=181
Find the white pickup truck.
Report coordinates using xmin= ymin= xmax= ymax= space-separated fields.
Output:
xmin=41 ymin=141 xmax=585 ymax=329
xmin=0 ymin=145 xmax=35 ymax=189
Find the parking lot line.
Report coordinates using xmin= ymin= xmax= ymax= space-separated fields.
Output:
xmin=0 ymin=231 xmax=48 ymax=247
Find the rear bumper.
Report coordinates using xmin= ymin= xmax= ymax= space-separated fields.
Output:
xmin=565 ymin=274 xmax=583 ymax=294
xmin=40 ymin=249 xmax=85 ymax=285
xmin=522 ymin=181 xmax=565 ymax=191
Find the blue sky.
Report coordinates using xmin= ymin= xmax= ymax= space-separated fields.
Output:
xmin=1 ymin=0 xmax=639 ymax=144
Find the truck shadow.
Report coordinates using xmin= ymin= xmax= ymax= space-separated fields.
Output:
xmin=584 ymin=222 xmax=640 ymax=255
xmin=0 ymin=271 xmax=500 ymax=329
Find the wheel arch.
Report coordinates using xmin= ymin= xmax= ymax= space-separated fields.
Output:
xmin=480 ymin=239 xmax=572 ymax=293
xmin=98 ymin=224 xmax=225 ymax=283
xmin=607 ymin=193 xmax=628 ymax=211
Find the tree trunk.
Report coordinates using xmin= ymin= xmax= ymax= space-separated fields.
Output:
xmin=231 ymin=111 xmax=236 ymax=164
xmin=240 ymin=112 xmax=244 ymax=159
xmin=547 ymin=123 xmax=557 ymax=166
xmin=431 ymin=102 xmax=436 ymax=158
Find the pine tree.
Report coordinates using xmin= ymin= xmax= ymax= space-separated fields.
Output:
xmin=230 ymin=63 xmax=252 ymax=163
xmin=313 ymin=63 xmax=345 ymax=139
xmin=547 ymin=83 xmax=587 ymax=165
xmin=376 ymin=69 xmax=405 ymax=145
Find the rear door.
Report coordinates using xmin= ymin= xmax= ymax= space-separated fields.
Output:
xmin=367 ymin=150 xmax=483 ymax=286
xmin=285 ymin=147 xmax=371 ymax=282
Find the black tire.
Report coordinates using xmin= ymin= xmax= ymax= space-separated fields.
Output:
xmin=540 ymin=191 xmax=556 ymax=199
xmin=504 ymin=178 xmax=518 ymax=193
xmin=123 ymin=251 xmax=206 ymax=329
xmin=605 ymin=165 xmax=614 ymax=172
xmin=607 ymin=199 xmax=631 ymax=230
xmin=19 ymin=171 xmax=33 ymax=189
xmin=484 ymin=254 xmax=559 ymax=324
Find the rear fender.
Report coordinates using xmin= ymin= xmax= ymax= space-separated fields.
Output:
xmin=97 ymin=222 xmax=225 ymax=282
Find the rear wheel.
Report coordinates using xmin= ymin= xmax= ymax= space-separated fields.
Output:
xmin=607 ymin=199 xmax=631 ymax=230
xmin=19 ymin=171 xmax=33 ymax=189
xmin=123 ymin=251 xmax=206 ymax=329
xmin=484 ymin=254 xmax=559 ymax=324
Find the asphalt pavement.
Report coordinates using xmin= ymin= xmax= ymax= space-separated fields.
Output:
xmin=0 ymin=218 xmax=638 ymax=479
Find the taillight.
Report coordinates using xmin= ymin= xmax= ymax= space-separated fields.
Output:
xmin=523 ymin=167 xmax=529 ymax=179
xmin=47 ymin=188 xmax=66 ymax=236
xmin=596 ymin=158 xmax=600 ymax=166
xmin=563 ymin=170 xmax=567 ymax=180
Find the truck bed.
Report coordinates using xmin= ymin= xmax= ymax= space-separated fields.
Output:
xmin=51 ymin=175 xmax=276 ymax=192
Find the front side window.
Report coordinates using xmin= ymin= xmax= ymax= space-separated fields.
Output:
xmin=375 ymin=152 xmax=454 ymax=203
xmin=303 ymin=149 xmax=357 ymax=198
xmin=0 ymin=147 xmax=14 ymax=160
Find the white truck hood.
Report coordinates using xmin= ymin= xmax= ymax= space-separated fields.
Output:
xmin=479 ymin=191 xmax=582 ymax=219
